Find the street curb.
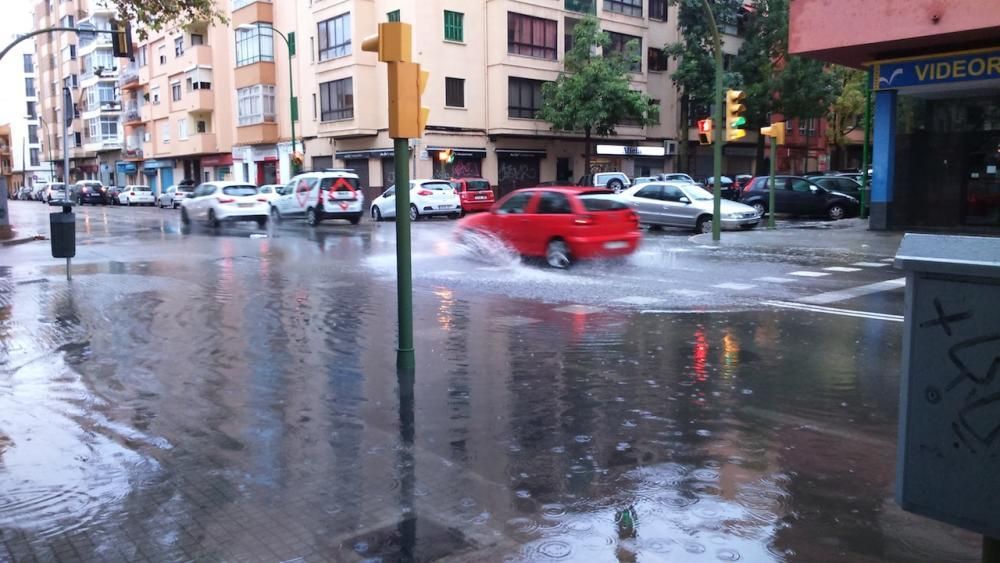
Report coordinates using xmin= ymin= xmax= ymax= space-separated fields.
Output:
xmin=1 ymin=234 xmax=46 ymax=247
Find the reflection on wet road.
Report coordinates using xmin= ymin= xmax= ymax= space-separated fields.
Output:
xmin=0 ymin=202 xmax=980 ymax=561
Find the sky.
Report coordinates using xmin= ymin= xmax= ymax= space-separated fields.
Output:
xmin=0 ymin=0 xmax=35 ymax=42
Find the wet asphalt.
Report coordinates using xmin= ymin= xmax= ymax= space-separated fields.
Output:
xmin=0 ymin=201 xmax=981 ymax=562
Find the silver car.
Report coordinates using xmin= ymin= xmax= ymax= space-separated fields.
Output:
xmin=618 ymin=181 xmax=760 ymax=233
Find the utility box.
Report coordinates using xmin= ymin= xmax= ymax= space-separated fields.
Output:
xmin=895 ymin=233 xmax=1000 ymax=537
xmin=49 ymin=205 xmax=76 ymax=259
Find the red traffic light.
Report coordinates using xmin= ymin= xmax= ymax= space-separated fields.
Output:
xmin=698 ymin=118 xmax=713 ymax=133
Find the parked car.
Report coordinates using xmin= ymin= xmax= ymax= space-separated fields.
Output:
xmin=44 ymin=183 xmax=69 ymax=203
xmin=809 ymin=175 xmax=864 ymax=200
xmin=256 ymin=184 xmax=283 ymax=205
xmin=734 ymin=174 xmax=754 ymax=190
xmin=74 ymin=180 xmax=106 ymax=205
xmin=450 ymin=177 xmax=495 ymax=214
xmin=31 ymin=183 xmax=49 ymax=201
xmin=579 ymin=172 xmax=631 ymax=193
xmin=16 ymin=186 xmax=34 ymax=200
xmin=119 ymin=185 xmax=156 ymax=206
xmin=740 ymin=175 xmax=860 ymax=220
xmin=618 ymin=181 xmax=759 ymax=233
xmin=632 ymin=176 xmax=659 ymax=185
xmin=107 ymin=185 xmax=124 ymax=205
xmin=371 ymin=179 xmax=461 ymax=222
xmin=696 ymin=175 xmax=740 ymax=200
xmin=455 ymin=187 xmax=641 ymax=268
xmin=270 ymin=170 xmax=365 ymax=226
xmin=659 ymin=173 xmax=697 ymax=184
xmin=181 ymin=182 xmax=268 ymax=228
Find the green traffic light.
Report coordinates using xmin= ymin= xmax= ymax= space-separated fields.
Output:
xmin=732 ymin=116 xmax=747 ymax=128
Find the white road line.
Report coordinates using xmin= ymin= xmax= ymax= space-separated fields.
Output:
xmin=881 ymin=258 xmax=895 ymax=263
xmin=763 ymin=300 xmax=903 ymax=322
xmin=797 ymin=277 xmax=906 ymax=305
xmin=823 ymin=266 xmax=863 ymax=273
xmin=713 ymin=282 xmax=756 ymax=291
xmin=755 ymin=276 xmax=796 ymax=283
xmin=852 ymin=261 xmax=891 ymax=268
xmin=667 ymin=289 xmax=711 ymax=298
xmin=613 ymin=296 xmax=666 ymax=306
xmin=554 ymin=305 xmax=606 ymax=315
xmin=697 ymin=245 xmax=720 ymax=250
xmin=788 ymin=271 xmax=831 ymax=278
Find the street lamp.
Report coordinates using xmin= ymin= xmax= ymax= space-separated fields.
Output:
xmin=236 ymin=23 xmax=298 ymax=175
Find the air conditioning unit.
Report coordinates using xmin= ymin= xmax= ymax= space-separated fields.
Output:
xmin=663 ymin=140 xmax=678 ymax=155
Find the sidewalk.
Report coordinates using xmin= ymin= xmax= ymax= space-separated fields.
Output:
xmin=690 ymin=218 xmax=905 ymax=258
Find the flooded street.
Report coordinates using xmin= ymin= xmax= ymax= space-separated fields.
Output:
xmin=0 ymin=202 xmax=981 ymax=561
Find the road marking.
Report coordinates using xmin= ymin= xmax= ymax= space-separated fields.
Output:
xmin=823 ymin=266 xmax=862 ymax=273
xmin=613 ymin=296 xmax=666 ymax=306
xmin=667 ymin=289 xmax=711 ymax=298
xmin=881 ymin=258 xmax=895 ymax=263
xmin=713 ymin=282 xmax=756 ymax=291
xmin=755 ymin=276 xmax=796 ymax=283
xmin=796 ymin=277 xmax=906 ymax=305
xmin=697 ymin=245 xmax=720 ymax=250
xmin=554 ymin=305 xmax=606 ymax=315
xmin=788 ymin=271 xmax=831 ymax=278
xmin=494 ymin=315 xmax=541 ymax=327
xmin=763 ymin=300 xmax=903 ymax=322
xmin=852 ymin=261 xmax=891 ymax=268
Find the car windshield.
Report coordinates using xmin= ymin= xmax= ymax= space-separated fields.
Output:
xmin=579 ymin=194 xmax=629 ymax=211
xmin=222 ymin=185 xmax=258 ymax=196
xmin=465 ymin=180 xmax=491 ymax=191
xmin=419 ymin=182 xmax=452 ymax=191
xmin=320 ymin=177 xmax=360 ymax=190
xmin=134 ymin=186 xmax=151 ymax=191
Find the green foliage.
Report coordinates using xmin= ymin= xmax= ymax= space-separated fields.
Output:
xmin=539 ymin=16 xmax=659 ymax=139
xmin=666 ymin=0 xmax=744 ymax=109
xmin=112 ymin=0 xmax=226 ymax=39
xmin=826 ymin=67 xmax=867 ymax=146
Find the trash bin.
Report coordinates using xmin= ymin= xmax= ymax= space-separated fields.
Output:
xmin=50 ymin=204 xmax=75 ymax=259
xmin=894 ymin=233 xmax=1000 ymax=539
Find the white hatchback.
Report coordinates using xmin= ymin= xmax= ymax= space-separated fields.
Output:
xmin=270 ymin=170 xmax=365 ymax=226
xmin=181 ymin=182 xmax=268 ymax=228
xmin=120 ymin=185 xmax=156 ymax=206
xmin=370 ymin=179 xmax=462 ymax=222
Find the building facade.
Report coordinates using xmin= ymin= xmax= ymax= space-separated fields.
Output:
xmin=791 ymin=0 xmax=1000 ymax=231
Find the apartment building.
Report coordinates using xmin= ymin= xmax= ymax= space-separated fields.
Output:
xmin=0 ymin=125 xmax=13 ymax=194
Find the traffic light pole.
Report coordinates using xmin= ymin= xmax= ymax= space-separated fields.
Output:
xmin=394 ymin=139 xmax=415 ymax=371
xmin=701 ymin=0 xmax=723 ymax=241
xmin=768 ymin=136 xmax=777 ymax=229
xmin=860 ymin=67 xmax=873 ymax=220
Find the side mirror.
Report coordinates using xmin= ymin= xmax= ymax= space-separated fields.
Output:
xmin=810 ymin=185 xmax=820 ymax=194
xmin=679 ymin=196 xmax=691 ymax=204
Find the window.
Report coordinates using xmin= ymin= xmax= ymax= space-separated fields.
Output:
xmin=237 ymin=84 xmax=276 ymax=126
xmin=161 ymin=120 xmax=170 ymax=143
xmin=196 ymin=120 xmax=207 ymax=133
xmin=317 ymin=13 xmax=351 ymax=61
xmin=191 ymin=34 xmax=204 ymax=46
xmin=537 ymin=192 xmax=572 ymax=214
xmin=565 ymin=0 xmax=596 ymax=14
xmin=185 ymin=67 xmax=212 ymax=91
xmin=29 ymin=148 xmax=40 ymax=167
xmin=790 ymin=179 xmax=813 ymax=193
xmin=498 ymin=192 xmax=533 ymax=214
xmin=59 ymin=14 xmax=73 ymax=27
xmin=648 ymin=47 xmax=668 ymax=72
xmin=26 ymin=101 xmax=37 ymax=119
xmin=177 ymin=118 xmax=188 ymax=140
xmin=649 ymin=0 xmax=668 ymax=20
xmin=87 ymin=116 xmax=119 ymax=142
xmin=63 ymin=74 xmax=78 ymax=90
xmin=319 ymin=77 xmax=353 ymax=121
xmin=233 ymin=0 xmax=255 ymax=8
xmin=28 ymin=125 xmax=38 ymax=144
xmin=158 ymin=45 xmax=166 ymax=65
xmin=171 ymin=82 xmax=181 ymax=102
xmin=387 ymin=10 xmax=400 ymax=22
xmin=507 ymin=13 xmax=557 ymax=60
xmin=235 ymin=24 xmax=274 ymax=66
xmin=605 ymin=0 xmax=642 ymax=17
xmin=137 ymin=46 xmax=148 ymax=67
xmin=508 ymin=77 xmax=544 ymax=119
xmin=635 ymin=185 xmax=662 ymax=200
xmin=807 ymin=118 xmax=817 ymax=136
xmin=445 ymin=77 xmax=464 ymax=108
xmin=151 ymin=86 xmax=161 ymax=105
xmin=24 ymin=77 xmax=35 ymax=97
xmin=444 ymin=10 xmax=463 ymax=42
xmin=798 ymin=119 xmax=806 ymax=136
xmin=62 ymin=44 xmax=76 ymax=61
xmin=174 ymin=36 xmax=184 ymax=56
xmin=607 ymin=31 xmax=641 ymax=72
xmin=662 ymin=185 xmax=687 ymax=202
xmin=23 ymin=53 xmax=33 ymax=73
xmin=723 ymin=53 xmax=736 ymax=71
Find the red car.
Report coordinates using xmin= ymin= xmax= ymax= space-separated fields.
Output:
xmin=455 ymin=186 xmax=641 ymax=268
xmin=450 ymin=177 xmax=495 ymax=214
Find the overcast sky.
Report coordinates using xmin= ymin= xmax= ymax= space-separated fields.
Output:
xmin=1 ymin=0 xmax=36 ymax=42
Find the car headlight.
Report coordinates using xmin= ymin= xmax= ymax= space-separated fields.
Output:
xmin=723 ymin=212 xmax=740 ymax=219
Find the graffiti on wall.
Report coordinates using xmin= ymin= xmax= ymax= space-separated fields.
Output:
xmin=433 ymin=158 xmax=482 ymax=180
xmin=498 ymin=159 xmax=540 ymax=196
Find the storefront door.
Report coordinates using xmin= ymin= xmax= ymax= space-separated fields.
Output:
xmin=497 ymin=157 xmax=540 ymax=197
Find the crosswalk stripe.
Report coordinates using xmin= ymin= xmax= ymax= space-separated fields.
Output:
xmin=788 ymin=271 xmax=831 ymax=278
xmin=852 ymin=262 xmax=890 ymax=268
xmin=824 ymin=266 xmax=863 ymax=272
xmin=713 ymin=282 xmax=756 ymax=291
xmin=755 ymin=276 xmax=796 ymax=283
xmin=763 ymin=300 xmax=903 ymax=322
xmin=797 ymin=278 xmax=906 ymax=305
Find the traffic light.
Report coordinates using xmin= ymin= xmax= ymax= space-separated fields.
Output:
xmin=110 ymin=19 xmax=134 ymax=60
xmin=725 ymin=90 xmax=747 ymax=142
xmin=760 ymin=121 xmax=786 ymax=145
xmin=697 ymin=118 xmax=713 ymax=145
xmin=361 ymin=22 xmax=429 ymax=139
xmin=437 ymin=149 xmax=455 ymax=163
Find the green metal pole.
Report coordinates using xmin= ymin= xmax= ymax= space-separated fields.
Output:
xmin=768 ymin=135 xmax=776 ymax=229
xmin=860 ymin=67 xmax=873 ymax=219
xmin=701 ymin=0 xmax=723 ymax=241
xmin=288 ymin=41 xmax=297 ymax=175
xmin=394 ymin=138 xmax=415 ymax=372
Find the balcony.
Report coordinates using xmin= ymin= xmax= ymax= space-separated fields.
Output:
xmin=176 ymin=45 xmax=213 ymax=71
xmin=233 ymin=1 xmax=273 ymax=29
xmin=235 ymin=62 xmax=276 ymax=89
xmin=174 ymin=133 xmax=218 ymax=155
xmin=119 ymin=64 xmax=140 ymax=90
xmin=181 ymin=89 xmax=214 ymax=113
xmin=124 ymin=102 xmax=143 ymax=125
xmin=236 ymin=122 xmax=278 ymax=145
xmin=123 ymin=141 xmax=143 ymax=160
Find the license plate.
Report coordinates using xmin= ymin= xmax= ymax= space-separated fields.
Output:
xmin=475 ymin=196 xmax=488 ymax=200
xmin=604 ymin=241 xmax=629 ymax=250
xmin=438 ymin=205 xmax=452 ymax=209
xmin=238 ymin=203 xmax=253 ymax=208
xmin=332 ymin=191 xmax=354 ymax=200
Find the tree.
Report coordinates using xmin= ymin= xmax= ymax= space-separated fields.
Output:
xmin=111 ymin=0 xmax=226 ymax=39
xmin=826 ymin=67 xmax=866 ymax=168
xmin=539 ymin=17 xmax=659 ymax=176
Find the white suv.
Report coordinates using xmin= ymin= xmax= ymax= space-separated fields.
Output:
xmin=270 ymin=169 xmax=365 ymax=226
xmin=580 ymin=172 xmax=631 ymax=193
xmin=370 ymin=179 xmax=462 ymax=222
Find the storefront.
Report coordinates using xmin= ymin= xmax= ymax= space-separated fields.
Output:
xmin=115 ymin=161 xmax=137 ymax=186
xmin=870 ymin=47 xmax=1000 ymax=230
xmin=232 ymin=146 xmax=279 ymax=186
xmin=201 ymin=154 xmax=234 ymax=183
xmin=496 ymin=149 xmax=544 ymax=197
xmin=428 ymin=147 xmax=486 ymax=180
xmin=594 ymin=144 xmax=667 ymax=178
xmin=142 ymin=159 xmax=175 ymax=196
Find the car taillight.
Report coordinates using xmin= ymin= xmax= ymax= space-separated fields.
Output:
xmin=417 ymin=189 xmax=433 ymax=196
xmin=129 ymin=192 xmax=135 ymax=196
xmin=256 ymin=197 xmax=268 ymax=202
xmin=218 ymin=197 xmax=235 ymax=204
xmin=574 ymin=214 xmax=595 ymax=225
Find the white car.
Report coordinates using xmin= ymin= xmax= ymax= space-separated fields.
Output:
xmin=120 ymin=185 xmax=156 ymax=206
xmin=158 ymin=184 xmax=195 ymax=209
xmin=370 ymin=179 xmax=462 ymax=222
xmin=580 ymin=172 xmax=631 ymax=192
xmin=618 ymin=181 xmax=759 ymax=233
xmin=256 ymin=184 xmax=283 ymax=204
xmin=43 ymin=182 xmax=69 ymax=203
xmin=181 ymin=182 xmax=268 ymax=228
xmin=659 ymin=173 xmax=697 ymax=184
xmin=270 ymin=170 xmax=365 ymax=226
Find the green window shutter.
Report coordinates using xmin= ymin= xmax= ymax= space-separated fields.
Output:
xmin=387 ymin=10 xmax=400 ymax=22
xmin=444 ymin=11 xmax=463 ymax=42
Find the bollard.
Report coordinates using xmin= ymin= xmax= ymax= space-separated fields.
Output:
xmin=49 ymin=202 xmax=75 ymax=280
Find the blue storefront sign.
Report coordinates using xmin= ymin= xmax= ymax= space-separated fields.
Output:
xmin=142 ymin=159 xmax=175 ymax=169
xmin=874 ymin=47 xmax=1000 ymax=90
xmin=116 ymin=162 xmax=137 ymax=174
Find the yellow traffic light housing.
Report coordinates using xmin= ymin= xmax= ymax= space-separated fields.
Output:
xmin=110 ymin=19 xmax=134 ymax=60
xmin=760 ymin=121 xmax=786 ymax=145
xmin=697 ymin=118 xmax=713 ymax=146
xmin=725 ymin=90 xmax=747 ymax=142
xmin=361 ymin=22 xmax=429 ymax=139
